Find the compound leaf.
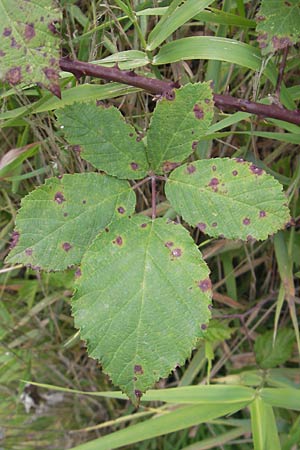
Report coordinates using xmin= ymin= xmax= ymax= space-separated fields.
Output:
xmin=165 ymin=158 xmax=290 ymax=241
xmin=72 ymin=216 xmax=212 ymax=404
xmin=256 ymin=0 xmax=300 ymax=55
xmin=0 ymin=0 xmax=61 ymax=96
xmin=6 ymin=173 xmax=135 ymax=271
xmin=146 ymin=83 xmax=214 ymax=174
xmin=57 ymin=103 xmax=149 ymax=180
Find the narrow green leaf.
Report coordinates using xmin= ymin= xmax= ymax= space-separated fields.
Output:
xmin=254 ymin=328 xmax=295 ymax=369
xmin=71 ymin=401 xmax=249 ymax=450
xmin=72 ymin=216 xmax=212 ymax=403
xmin=56 ymin=103 xmax=149 ymax=180
xmin=256 ymin=0 xmax=300 ymax=55
xmin=6 ymin=173 xmax=135 ymax=271
xmin=96 ymin=50 xmax=149 ymax=69
xmin=147 ymin=83 xmax=214 ymax=173
xmin=0 ymin=0 xmax=61 ymax=96
xmin=250 ymin=397 xmax=281 ymax=450
xmin=146 ymin=0 xmax=214 ymax=51
xmin=165 ymin=158 xmax=290 ymax=241
xmin=260 ymin=387 xmax=300 ymax=411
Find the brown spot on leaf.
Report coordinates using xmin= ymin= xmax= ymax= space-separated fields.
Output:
xmin=211 ymin=165 xmax=217 ymax=171
xmin=232 ymin=170 xmax=238 ymax=176
xmin=0 ymin=50 xmax=6 ymax=57
xmin=43 ymin=67 xmax=58 ymax=81
xmin=171 ymin=248 xmax=182 ymax=257
xmin=134 ymin=389 xmax=142 ymax=398
xmin=117 ymin=206 xmax=125 ymax=214
xmin=63 ymin=212 xmax=68 ymax=217
xmin=49 ymin=83 xmax=61 ymax=99
xmin=163 ymin=161 xmax=180 ymax=172
xmin=10 ymin=37 xmax=21 ymax=49
xmin=192 ymin=141 xmax=198 ymax=150
xmin=6 ymin=67 xmax=22 ymax=85
xmin=114 ymin=236 xmax=123 ymax=246
xmin=62 ymin=242 xmax=72 ymax=252
xmin=193 ymin=104 xmax=204 ymax=119
xmin=259 ymin=210 xmax=266 ymax=218
xmin=24 ymin=23 xmax=35 ymax=41
xmin=10 ymin=231 xmax=20 ymax=249
xmin=165 ymin=241 xmax=174 ymax=248
xmin=25 ymin=248 xmax=32 ymax=256
xmin=197 ymin=223 xmax=207 ymax=232
xmin=198 ymin=278 xmax=212 ymax=292
xmin=212 ymin=222 xmax=218 ymax=227
xmin=130 ymin=162 xmax=139 ymax=170
xmin=272 ymin=35 xmax=293 ymax=50
xmin=54 ymin=191 xmax=65 ymax=204
xmin=75 ymin=268 xmax=82 ymax=278
xmin=201 ymin=324 xmax=207 ymax=330
xmin=187 ymin=164 xmax=196 ymax=174
xmin=249 ymin=164 xmax=263 ymax=175
xmin=140 ymin=223 xmax=147 ymax=228
xmin=134 ymin=365 xmax=144 ymax=374
xmin=105 ymin=227 xmax=109 ymax=232
xmin=208 ymin=177 xmax=219 ymax=191
xmin=82 ymin=200 xmax=86 ymax=204
xmin=243 ymin=218 xmax=251 ymax=225
xmin=3 ymin=27 xmax=12 ymax=36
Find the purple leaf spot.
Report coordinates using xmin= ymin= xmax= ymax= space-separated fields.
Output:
xmin=134 ymin=365 xmax=144 ymax=374
xmin=75 ymin=268 xmax=82 ymax=278
xmin=134 ymin=389 xmax=142 ymax=398
xmin=165 ymin=241 xmax=174 ymax=248
xmin=117 ymin=206 xmax=125 ymax=214
xmin=3 ymin=27 xmax=12 ymax=36
xmin=171 ymin=248 xmax=182 ymax=257
xmin=192 ymin=141 xmax=198 ymax=150
xmin=243 ymin=218 xmax=251 ymax=225
xmin=6 ymin=67 xmax=22 ymax=85
xmin=54 ymin=191 xmax=65 ymax=204
xmin=249 ymin=164 xmax=264 ymax=176
xmin=187 ymin=164 xmax=196 ymax=174
xmin=48 ymin=21 xmax=59 ymax=34
xmin=204 ymin=98 xmax=210 ymax=104
xmin=130 ymin=162 xmax=139 ymax=170
xmin=140 ymin=223 xmax=147 ymax=228
xmin=246 ymin=235 xmax=254 ymax=242
xmin=163 ymin=161 xmax=180 ymax=172
xmin=232 ymin=170 xmax=238 ymax=176
xmin=198 ymin=278 xmax=212 ymax=292
xmin=235 ymin=158 xmax=245 ymax=163
xmin=114 ymin=236 xmax=123 ymax=246
xmin=201 ymin=324 xmax=207 ymax=330
xmin=62 ymin=242 xmax=72 ymax=252
xmin=136 ymin=135 xmax=142 ymax=142
xmin=0 ymin=50 xmax=6 ymax=57
xmin=259 ymin=210 xmax=266 ymax=218
xmin=63 ymin=212 xmax=68 ymax=217
xmin=212 ymin=222 xmax=218 ymax=227
xmin=193 ymin=104 xmax=204 ymax=119
xmin=43 ymin=67 xmax=58 ymax=81
xmin=197 ymin=223 xmax=207 ymax=232
xmin=10 ymin=231 xmax=20 ymax=249
xmin=208 ymin=177 xmax=219 ymax=187
xmin=24 ymin=23 xmax=35 ymax=40
xmin=25 ymin=248 xmax=32 ymax=256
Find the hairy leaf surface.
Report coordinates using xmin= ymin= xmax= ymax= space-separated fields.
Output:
xmin=146 ymin=83 xmax=214 ymax=174
xmin=6 ymin=173 xmax=135 ymax=271
xmin=57 ymin=103 xmax=149 ymax=179
xmin=165 ymin=158 xmax=290 ymax=241
xmin=256 ymin=0 xmax=300 ymax=54
xmin=72 ymin=216 xmax=212 ymax=403
xmin=0 ymin=0 xmax=61 ymax=96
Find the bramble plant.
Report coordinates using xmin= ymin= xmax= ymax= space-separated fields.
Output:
xmin=5 ymin=83 xmax=290 ymax=403
xmin=1 ymin=0 xmax=300 ymax=448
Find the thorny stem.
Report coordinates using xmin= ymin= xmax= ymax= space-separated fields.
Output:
xmin=59 ymin=58 xmax=300 ymax=125
xmin=151 ymin=176 xmax=156 ymax=220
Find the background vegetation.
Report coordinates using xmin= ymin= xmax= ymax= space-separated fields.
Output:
xmin=1 ymin=0 xmax=300 ymax=449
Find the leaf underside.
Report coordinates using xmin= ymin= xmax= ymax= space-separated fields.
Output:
xmin=56 ymin=103 xmax=149 ymax=180
xmin=147 ymin=82 xmax=214 ymax=174
xmin=256 ymin=0 xmax=300 ymax=55
xmin=72 ymin=216 xmax=212 ymax=404
xmin=0 ymin=0 xmax=61 ymax=96
xmin=6 ymin=173 xmax=135 ymax=271
xmin=165 ymin=158 xmax=290 ymax=241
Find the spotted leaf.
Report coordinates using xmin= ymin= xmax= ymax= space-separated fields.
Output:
xmin=72 ymin=216 xmax=212 ymax=404
xmin=165 ymin=158 xmax=290 ymax=241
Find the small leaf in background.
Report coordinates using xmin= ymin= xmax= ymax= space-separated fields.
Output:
xmin=72 ymin=216 xmax=212 ymax=404
xmin=254 ymin=328 xmax=295 ymax=369
xmin=206 ymin=319 xmax=236 ymax=343
xmin=0 ymin=0 xmax=61 ymax=96
xmin=256 ymin=0 xmax=300 ymax=55
xmin=165 ymin=157 xmax=290 ymax=241
xmin=57 ymin=103 xmax=149 ymax=180
xmin=6 ymin=173 xmax=135 ymax=271
xmin=146 ymin=83 xmax=214 ymax=174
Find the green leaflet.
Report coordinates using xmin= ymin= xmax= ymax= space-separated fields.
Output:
xmin=6 ymin=173 xmax=135 ymax=271
xmin=254 ymin=328 xmax=295 ymax=369
xmin=165 ymin=158 xmax=290 ymax=241
xmin=56 ymin=103 xmax=149 ymax=180
xmin=72 ymin=216 xmax=212 ymax=404
xmin=0 ymin=0 xmax=61 ymax=96
xmin=147 ymin=83 xmax=214 ymax=174
xmin=256 ymin=0 xmax=300 ymax=55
